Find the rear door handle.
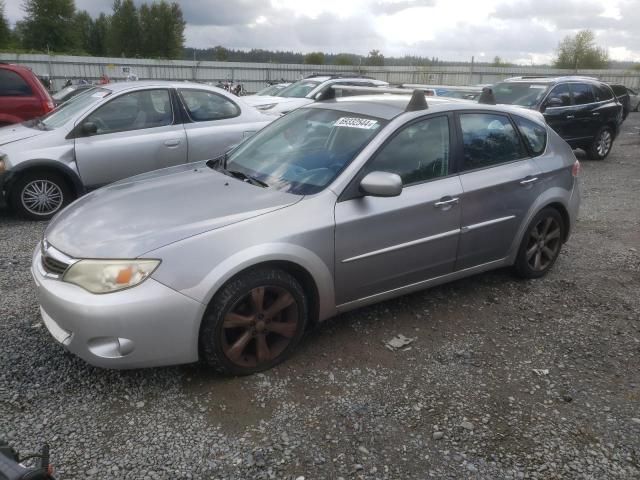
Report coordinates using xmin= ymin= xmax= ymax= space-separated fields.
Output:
xmin=434 ymin=196 xmax=459 ymax=209
xmin=592 ymin=112 xmax=600 ymax=116
xmin=164 ymin=139 xmax=181 ymax=147
xmin=519 ymin=177 xmax=538 ymax=186
xmin=565 ymin=115 xmax=575 ymax=119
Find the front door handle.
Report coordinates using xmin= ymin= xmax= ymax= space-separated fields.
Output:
xmin=566 ymin=115 xmax=575 ymax=119
xmin=164 ymin=139 xmax=181 ymax=147
xmin=519 ymin=177 xmax=538 ymax=186
xmin=592 ymin=112 xmax=600 ymax=116
xmin=434 ymin=196 xmax=459 ymax=209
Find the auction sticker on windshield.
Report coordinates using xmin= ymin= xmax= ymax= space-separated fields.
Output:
xmin=334 ymin=117 xmax=379 ymax=129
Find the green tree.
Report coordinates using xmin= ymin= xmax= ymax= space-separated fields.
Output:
xmin=333 ymin=53 xmax=355 ymax=66
xmin=87 ymin=13 xmax=109 ymax=56
xmin=0 ymin=1 xmax=10 ymax=48
xmin=304 ymin=51 xmax=324 ymax=65
xmin=20 ymin=0 xmax=76 ymax=52
xmin=554 ymin=29 xmax=609 ymax=69
xmin=139 ymin=1 xmax=184 ymax=58
xmin=366 ymin=49 xmax=384 ymax=66
xmin=213 ymin=45 xmax=229 ymax=61
xmin=108 ymin=0 xmax=140 ymax=57
xmin=73 ymin=10 xmax=93 ymax=53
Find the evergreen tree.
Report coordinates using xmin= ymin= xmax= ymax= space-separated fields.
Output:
xmin=73 ymin=10 xmax=93 ymax=53
xmin=0 ymin=1 xmax=10 ymax=48
xmin=107 ymin=0 xmax=139 ymax=57
xmin=139 ymin=1 xmax=184 ymax=59
xmin=20 ymin=0 xmax=76 ymax=52
xmin=88 ymin=13 xmax=109 ymax=56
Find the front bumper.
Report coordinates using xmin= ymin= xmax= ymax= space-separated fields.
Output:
xmin=31 ymin=245 xmax=206 ymax=369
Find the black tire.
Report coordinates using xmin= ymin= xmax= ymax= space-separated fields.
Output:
xmin=200 ymin=268 xmax=308 ymax=376
xmin=514 ymin=208 xmax=565 ymax=279
xmin=10 ymin=171 xmax=73 ymax=221
xmin=586 ymin=126 xmax=614 ymax=160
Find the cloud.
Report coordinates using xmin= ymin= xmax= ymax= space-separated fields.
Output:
xmin=371 ymin=0 xmax=436 ymax=15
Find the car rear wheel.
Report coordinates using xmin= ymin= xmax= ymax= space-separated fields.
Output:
xmin=587 ymin=126 xmax=613 ymax=160
xmin=514 ymin=208 xmax=565 ymax=279
xmin=10 ymin=171 xmax=74 ymax=221
xmin=200 ymin=268 xmax=308 ymax=376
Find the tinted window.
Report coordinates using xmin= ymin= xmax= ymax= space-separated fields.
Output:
xmin=610 ymin=84 xmax=627 ymax=96
xmin=364 ymin=116 xmax=450 ymax=185
xmin=571 ymin=83 xmax=595 ymax=105
xmin=0 ymin=69 xmax=33 ymax=96
xmin=546 ymin=84 xmax=571 ymax=107
xmin=460 ymin=113 xmax=526 ymax=170
xmin=513 ymin=116 xmax=547 ymax=156
xmin=179 ymin=89 xmax=239 ymax=121
xmin=594 ymin=84 xmax=614 ymax=101
xmin=83 ymin=89 xmax=172 ymax=135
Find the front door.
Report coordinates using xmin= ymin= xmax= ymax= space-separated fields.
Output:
xmin=454 ymin=112 xmax=543 ymax=270
xmin=334 ymin=115 xmax=462 ymax=305
xmin=542 ymin=83 xmax=575 ymax=141
xmin=74 ymin=88 xmax=187 ymax=188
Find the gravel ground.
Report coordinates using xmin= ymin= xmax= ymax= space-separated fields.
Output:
xmin=1 ymin=115 xmax=639 ymax=480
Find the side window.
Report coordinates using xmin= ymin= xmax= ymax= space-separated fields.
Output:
xmin=179 ymin=89 xmax=239 ymax=121
xmin=459 ymin=113 xmax=527 ymax=171
xmin=546 ymin=84 xmax=571 ymax=107
xmin=513 ymin=116 xmax=547 ymax=156
xmin=594 ymin=84 xmax=614 ymax=102
xmin=363 ymin=116 xmax=450 ymax=185
xmin=83 ymin=89 xmax=172 ymax=135
xmin=570 ymin=83 xmax=595 ymax=105
xmin=610 ymin=85 xmax=626 ymax=96
xmin=0 ymin=70 xmax=33 ymax=96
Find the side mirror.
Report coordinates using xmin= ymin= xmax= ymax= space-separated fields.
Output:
xmin=360 ymin=171 xmax=403 ymax=197
xmin=81 ymin=121 xmax=98 ymax=136
xmin=543 ymin=97 xmax=564 ymax=111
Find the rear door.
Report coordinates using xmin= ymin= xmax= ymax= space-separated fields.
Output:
xmin=0 ymin=69 xmax=39 ymax=122
xmin=334 ymin=114 xmax=462 ymax=305
xmin=74 ymin=88 xmax=187 ymax=188
xmin=455 ymin=112 xmax=543 ymax=270
xmin=568 ymin=83 xmax=598 ymax=142
xmin=177 ymin=88 xmax=256 ymax=162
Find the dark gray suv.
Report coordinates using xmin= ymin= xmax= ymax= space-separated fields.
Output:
xmin=493 ymin=76 xmax=623 ymax=160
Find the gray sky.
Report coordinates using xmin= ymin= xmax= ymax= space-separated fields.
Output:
xmin=5 ymin=0 xmax=640 ymax=63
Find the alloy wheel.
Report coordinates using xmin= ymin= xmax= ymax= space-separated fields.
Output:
xmin=525 ymin=217 xmax=562 ymax=271
xmin=597 ymin=130 xmax=612 ymax=157
xmin=221 ymin=285 xmax=300 ymax=368
xmin=21 ymin=180 xmax=64 ymax=216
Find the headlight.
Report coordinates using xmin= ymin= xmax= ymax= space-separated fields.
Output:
xmin=255 ymin=103 xmax=277 ymax=110
xmin=63 ymin=259 xmax=160 ymax=294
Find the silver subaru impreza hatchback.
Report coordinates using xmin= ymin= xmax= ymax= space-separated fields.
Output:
xmin=32 ymin=90 xmax=581 ymax=375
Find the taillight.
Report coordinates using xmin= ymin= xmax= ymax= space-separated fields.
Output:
xmin=572 ymin=160 xmax=581 ymax=177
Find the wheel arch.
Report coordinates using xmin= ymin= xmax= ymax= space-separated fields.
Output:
xmin=5 ymin=160 xmax=85 ymax=201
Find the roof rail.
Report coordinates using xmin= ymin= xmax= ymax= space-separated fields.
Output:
xmin=317 ymin=85 xmax=429 ymax=112
xmin=478 ymin=87 xmax=496 ymax=105
xmin=304 ymin=72 xmax=374 ymax=80
xmin=401 ymin=83 xmax=482 ymax=92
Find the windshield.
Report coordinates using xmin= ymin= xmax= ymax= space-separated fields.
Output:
xmin=223 ymin=108 xmax=387 ymax=195
xmin=275 ymin=80 xmax=322 ymax=98
xmin=256 ymin=84 xmax=287 ymax=96
xmin=40 ymin=88 xmax=110 ymax=129
xmin=493 ymin=82 xmax=550 ymax=107
xmin=52 ymin=86 xmax=77 ymax=101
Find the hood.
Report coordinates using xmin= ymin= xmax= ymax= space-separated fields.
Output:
xmin=45 ymin=163 xmax=301 ymax=258
xmin=0 ymin=123 xmax=46 ymax=147
xmin=244 ymin=95 xmax=288 ymax=107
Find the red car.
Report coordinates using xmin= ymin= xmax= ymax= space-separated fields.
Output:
xmin=0 ymin=63 xmax=55 ymax=127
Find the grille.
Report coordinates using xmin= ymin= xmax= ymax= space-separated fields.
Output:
xmin=41 ymin=247 xmax=70 ymax=276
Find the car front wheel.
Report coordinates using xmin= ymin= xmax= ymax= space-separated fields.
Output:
xmin=587 ymin=126 xmax=613 ymax=160
xmin=514 ymin=208 xmax=565 ymax=279
xmin=10 ymin=171 xmax=73 ymax=221
xmin=200 ymin=268 xmax=308 ymax=376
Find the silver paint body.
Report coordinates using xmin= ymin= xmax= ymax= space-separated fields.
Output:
xmin=31 ymin=96 xmax=581 ymax=369
xmin=0 ymin=81 xmax=273 ymax=189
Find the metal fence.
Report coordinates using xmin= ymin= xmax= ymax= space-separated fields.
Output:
xmin=2 ymin=53 xmax=640 ymax=92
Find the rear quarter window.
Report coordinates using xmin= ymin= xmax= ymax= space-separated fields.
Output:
xmin=0 ymin=69 xmax=33 ymax=96
xmin=513 ymin=116 xmax=547 ymax=156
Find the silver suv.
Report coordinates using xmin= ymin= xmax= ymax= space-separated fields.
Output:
xmin=0 ymin=81 xmax=273 ymax=220
xmin=32 ymin=90 xmax=581 ymax=375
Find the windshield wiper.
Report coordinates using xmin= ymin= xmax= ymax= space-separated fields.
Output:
xmin=225 ymin=169 xmax=269 ymax=188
